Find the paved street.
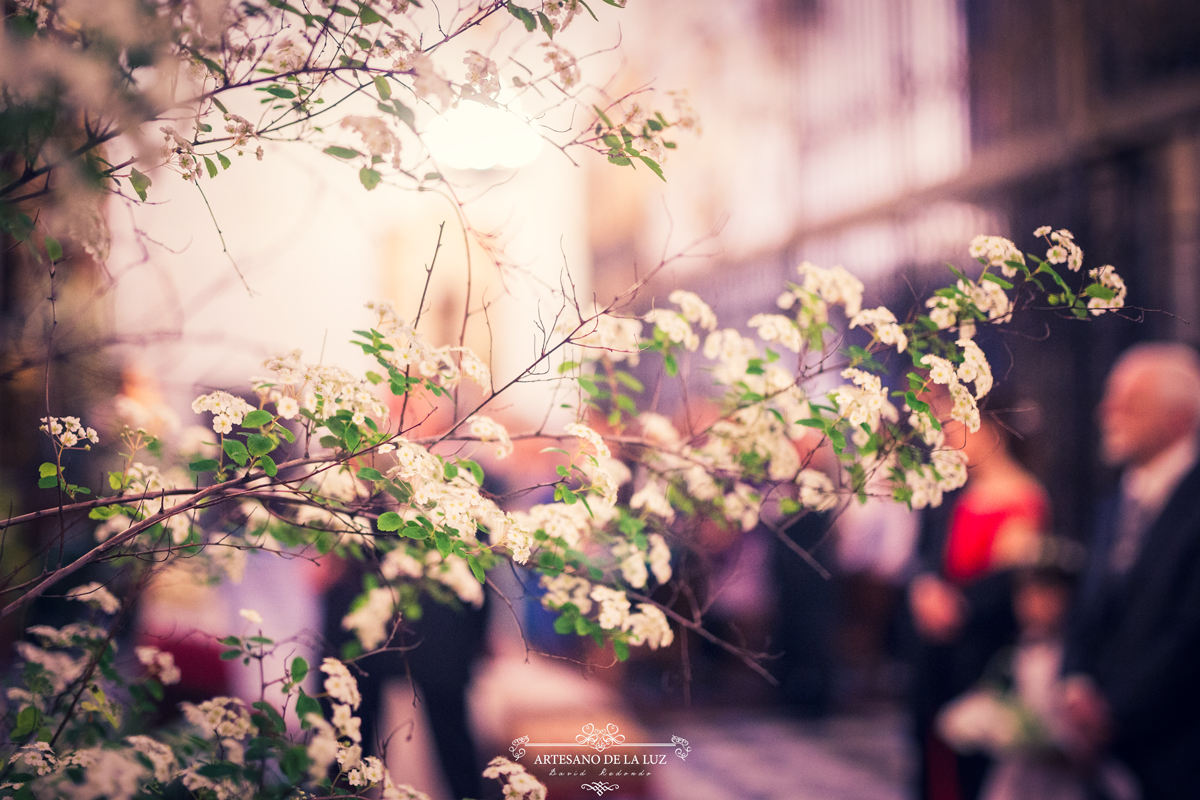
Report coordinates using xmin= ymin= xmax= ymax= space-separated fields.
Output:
xmin=649 ymin=710 xmax=912 ymax=800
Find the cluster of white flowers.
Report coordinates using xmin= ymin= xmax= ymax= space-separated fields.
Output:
xmin=1087 ymin=265 xmax=1127 ymax=315
xmin=613 ymin=541 xmax=648 ymax=587
xmin=796 ymin=469 xmax=838 ymax=511
xmin=849 ymin=306 xmax=908 ymax=352
xmin=347 ymin=755 xmax=384 ymax=787
xmin=482 ymin=757 xmax=547 ymax=800
xmin=306 ymin=714 xmax=340 ymax=780
xmin=721 ymin=482 xmax=761 ymax=531
xmin=191 ymin=391 xmax=256 ymax=435
xmin=832 ymin=368 xmax=896 ymax=432
xmin=17 ymin=742 xmax=57 ymax=776
xmin=125 ymin=735 xmax=175 ymax=783
xmin=135 ymin=645 xmax=182 ymax=685
xmin=341 ymin=586 xmax=397 ymax=651
xmin=463 ymin=50 xmax=499 ymax=96
xmin=1035 ymin=226 xmax=1084 ymax=272
xmin=644 ymin=307 xmax=699 ymax=351
xmin=257 ymin=350 xmax=388 ymax=428
xmin=625 ymin=603 xmax=673 ymax=649
xmin=321 ymin=657 xmax=362 ymax=708
xmin=956 ymin=338 xmax=993 ymax=398
xmin=425 ymin=551 xmax=485 ymax=608
xmin=66 ymin=581 xmax=121 ymax=614
xmin=340 ymin=116 xmax=402 ymax=169
xmin=159 ymin=126 xmax=201 ymax=181
xmin=411 ymin=53 xmax=454 ymax=108
xmin=223 ymin=113 xmax=258 ymax=157
xmin=467 ymin=415 xmax=513 ymax=458
xmin=777 ymin=261 xmax=864 ymax=327
xmin=647 ymin=533 xmax=672 ymax=584
xmin=904 ymin=447 xmax=970 ymax=509
xmin=540 ymin=573 xmax=594 ymax=614
xmin=181 ymin=697 xmax=253 ymax=740
xmin=925 ymin=278 xmax=1012 ymax=340
xmin=668 ymin=290 xmax=718 ymax=332
xmin=362 ymin=301 xmax=491 ymax=390
xmin=921 ymin=354 xmax=982 ymax=432
xmin=565 ymin=421 xmax=611 ymax=459
xmin=40 ymin=416 xmax=99 ymax=448
xmin=332 ymin=702 xmax=362 ymax=743
xmin=968 ymin=235 xmax=1025 ymax=278
xmin=572 ymin=313 xmax=644 ymax=363
xmin=540 ymin=42 xmax=579 ymax=88
xmin=630 ymin=479 xmax=674 ymax=521
xmin=747 ymin=313 xmax=803 ymax=353
xmin=589 ymin=585 xmax=630 ymax=630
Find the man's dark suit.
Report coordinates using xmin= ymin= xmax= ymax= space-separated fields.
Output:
xmin=1065 ymin=459 xmax=1200 ymax=800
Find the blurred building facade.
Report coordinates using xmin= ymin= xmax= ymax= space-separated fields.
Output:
xmin=606 ymin=0 xmax=1200 ymax=542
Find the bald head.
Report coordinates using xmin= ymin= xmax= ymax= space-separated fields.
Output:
xmin=1099 ymin=342 xmax=1200 ymax=467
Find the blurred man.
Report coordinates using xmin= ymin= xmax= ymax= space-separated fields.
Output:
xmin=1063 ymin=342 xmax=1200 ymax=800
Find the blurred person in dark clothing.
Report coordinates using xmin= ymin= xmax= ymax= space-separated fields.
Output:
xmin=1064 ymin=342 xmax=1200 ymax=800
xmin=908 ymin=414 xmax=1050 ymax=800
xmin=324 ymin=565 xmax=488 ymax=800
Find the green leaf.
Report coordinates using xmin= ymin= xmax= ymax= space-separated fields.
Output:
xmin=12 ymin=706 xmax=40 ymax=739
xmin=358 ymin=467 xmax=384 ymax=482
xmin=197 ymin=762 xmax=241 ymax=779
xmin=247 ymin=434 xmax=275 ymax=457
xmin=38 ymin=462 xmax=58 ymax=478
xmin=242 ymin=409 xmax=273 ymax=428
xmin=614 ymin=371 xmax=644 ymax=392
xmin=359 ymin=4 xmax=387 ymax=24
xmin=88 ymin=506 xmax=121 ymax=520
xmin=1084 ymin=283 xmax=1116 ymax=300
xmin=377 ymin=511 xmax=404 ymax=531
xmin=344 ymin=423 xmax=361 ymax=451
xmin=45 ymin=236 xmax=63 ymax=262
xmin=390 ymin=99 xmax=416 ymax=128
xmin=506 ymin=0 xmax=537 ymax=31
xmin=373 ymin=74 xmax=392 ymax=100
xmin=290 ymin=656 xmax=308 ymax=683
xmin=37 ymin=475 xmax=58 ymax=489
xmin=266 ymin=86 xmax=296 ymax=99
xmin=359 ymin=167 xmax=382 ymax=190
xmin=259 ymin=455 xmax=278 ymax=477
xmin=537 ymin=10 xmax=554 ymax=37
xmin=203 ymin=156 xmax=218 ymax=179
xmin=466 ymin=554 xmax=485 ymax=584
xmin=553 ymin=614 xmax=575 ymax=635
xmin=324 ymin=145 xmax=362 ymax=159
xmin=296 ymin=688 xmax=321 ymax=726
xmin=613 ymin=639 xmax=630 ymax=661
xmin=637 ymin=154 xmax=665 ymax=181
xmin=223 ymin=439 xmax=249 ymax=466
xmin=220 ymin=649 xmax=242 ymax=661
xmin=979 ymin=272 xmax=1014 ymax=289
xmin=460 ymin=459 xmax=484 ymax=485
xmin=129 ymin=168 xmax=152 ymax=201
xmin=190 ymin=458 xmax=220 ymax=472
xmin=217 ymin=152 xmax=231 ymax=170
